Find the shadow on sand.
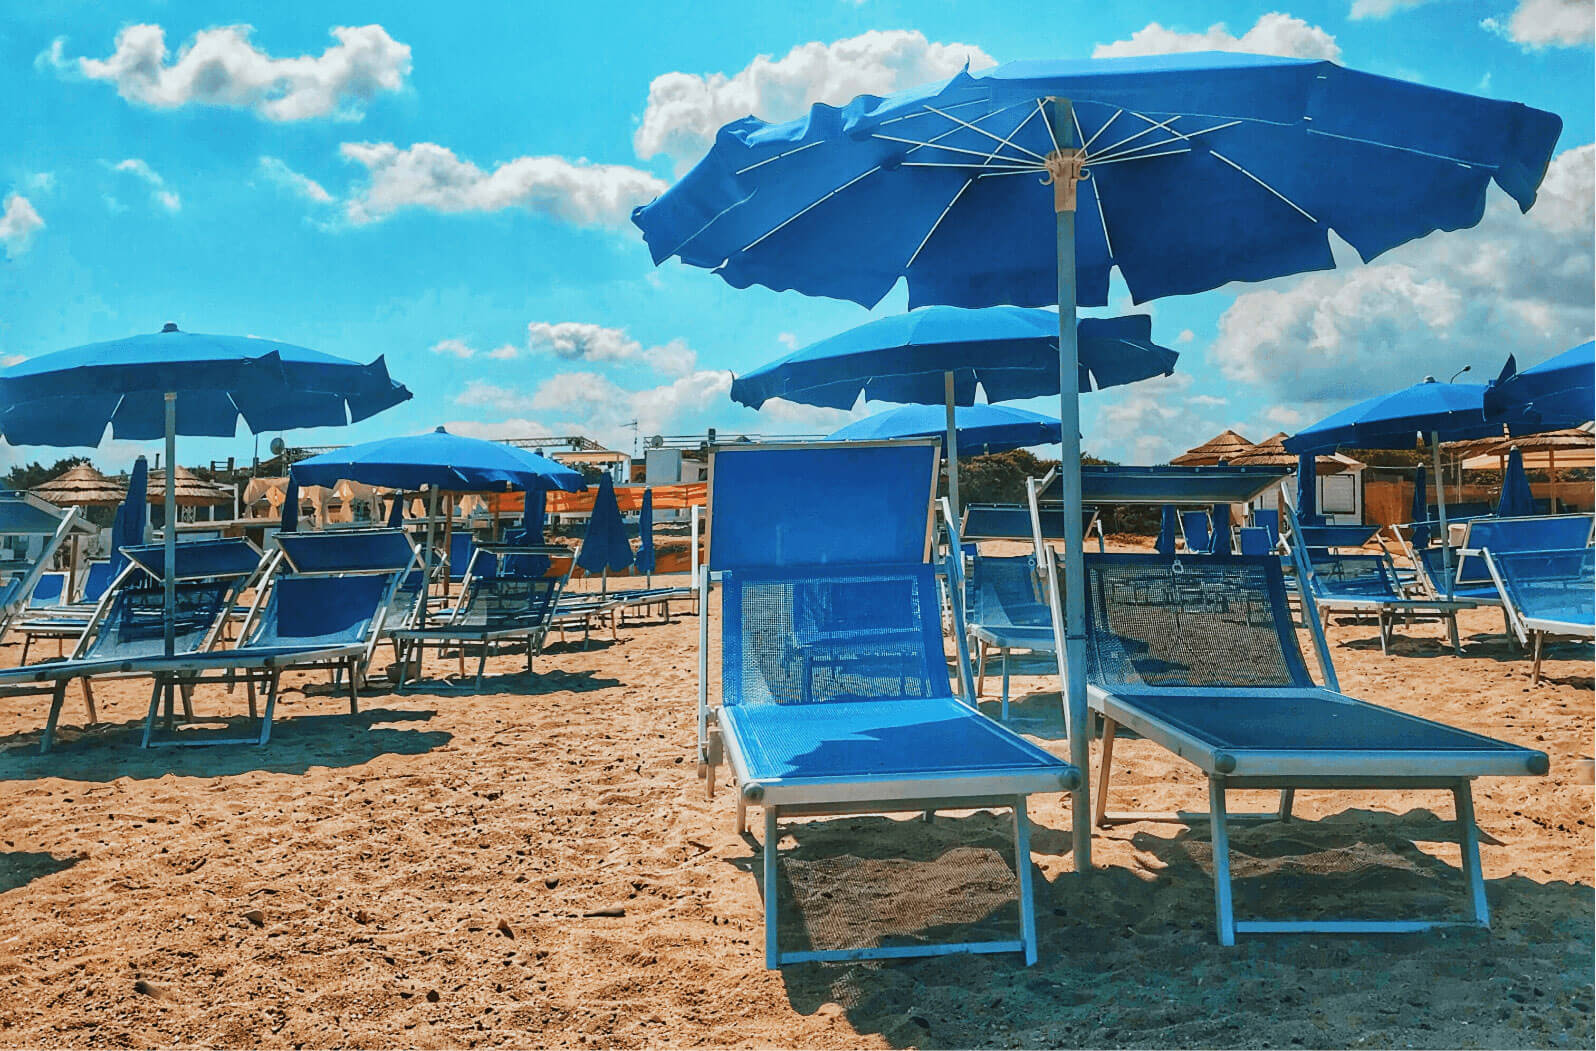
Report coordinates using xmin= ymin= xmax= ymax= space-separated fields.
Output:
xmin=0 ymin=850 xmax=79 ymax=894
xmin=381 ymin=667 xmax=622 ymax=698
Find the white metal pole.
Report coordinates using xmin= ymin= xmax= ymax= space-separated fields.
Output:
xmin=422 ymin=485 xmax=439 ymax=628
xmin=163 ymin=392 xmax=177 ymax=659
xmin=1048 ymin=97 xmax=1091 ymax=872
xmin=1431 ymin=431 xmax=1453 ymax=598
xmin=943 ymin=370 xmax=961 ymax=520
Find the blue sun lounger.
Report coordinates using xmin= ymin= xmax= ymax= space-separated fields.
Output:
xmin=1300 ymin=543 xmax=1476 ymax=654
xmin=700 ymin=440 xmax=1076 ymax=968
xmin=1076 ymin=552 xmax=1546 ymax=944
xmin=134 ymin=529 xmax=415 ymax=747
xmin=0 ymin=493 xmax=88 ymax=643
xmin=1482 ymin=546 xmax=1594 ymax=683
xmin=0 ymin=537 xmax=268 ymax=752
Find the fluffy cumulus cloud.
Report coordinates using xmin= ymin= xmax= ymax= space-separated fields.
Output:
xmin=1349 ymin=0 xmax=1432 ymax=18
xmin=0 ymin=193 xmax=45 ymax=256
xmin=454 ymin=369 xmax=732 ymax=451
xmin=1483 ymin=0 xmax=1596 ymax=48
xmin=524 ymin=321 xmax=696 ymax=376
xmin=634 ymin=30 xmax=996 ymax=170
xmin=49 ymin=23 xmax=410 ymax=121
xmin=111 ymin=158 xmax=180 ymax=212
xmin=1209 ymin=145 xmax=1594 ymax=408
xmin=259 ymin=156 xmax=333 ymax=203
xmin=1093 ymin=12 xmax=1342 ymax=61
xmin=339 ymin=142 xmax=666 ymax=227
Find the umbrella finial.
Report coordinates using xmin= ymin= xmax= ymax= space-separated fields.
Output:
xmin=161 ymin=322 xmax=180 ymax=333
xmin=433 ymin=425 xmax=448 ymax=434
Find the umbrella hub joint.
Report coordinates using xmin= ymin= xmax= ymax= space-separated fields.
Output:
xmin=1042 ymin=148 xmax=1085 ymax=213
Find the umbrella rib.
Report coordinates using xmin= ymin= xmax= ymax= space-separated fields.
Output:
xmin=1081 ymin=148 xmax=1190 ymax=167
xmin=1208 ymin=150 xmax=1318 ymax=222
xmin=1078 ymin=108 xmax=1122 ymax=153
xmin=904 ymin=179 xmax=973 ymax=271
xmin=735 ymin=140 xmax=824 ymax=176
xmin=899 ymin=161 xmax=1043 ymax=171
xmin=1305 ymin=127 xmax=1490 ymax=168
xmin=921 ymin=104 xmax=1050 ymax=162
xmin=739 ymin=166 xmax=884 ymax=254
xmin=873 ymin=134 xmax=1041 ymax=166
xmin=1036 ymin=99 xmax=1063 ymax=154
xmin=1083 ymin=113 xmax=1185 ymax=161
xmin=1090 ymin=179 xmax=1115 ymax=260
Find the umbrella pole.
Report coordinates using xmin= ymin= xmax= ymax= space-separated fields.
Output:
xmin=1048 ymin=97 xmax=1091 ymax=873
xmin=1549 ymin=449 xmax=1559 ymax=513
xmin=422 ymin=485 xmax=439 ymax=629
xmin=1431 ymin=432 xmax=1453 ymax=599
xmin=943 ymin=371 xmax=961 ymax=521
xmin=163 ymin=392 xmax=177 ymax=659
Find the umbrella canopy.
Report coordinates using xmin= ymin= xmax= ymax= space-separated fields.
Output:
xmin=632 ymin=50 xmax=1562 ymax=877
xmin=108 ymin=456 xmax=148 ymax=578
xmin=28 ymin=463 xmax=126 ymax=507
xmin=576 ymin=474 xmax=634 ymax=577
xmin=146 ymin=467 xmax=233 ymax=506
xmin=733 ymin=309 xmax=1177 ymax=409
xmin=1495 ymin=447 xmax=1537 ymax=518
xmin=1411 ymin=464 xmax=1430 ymax=547
xmin=1283 ymin=380 xmax=1519 ymax=455
xmin=829 ymin=403 xmax=1062 ymax=454
xmin=636 ymin=488 xmax=656 ymax=575
xmin=291 ymin=427 xmax=586 ymax=493
xmin=1171 ymin=429 xmax=1255 ymax=466
xmin=1485 ymin=341 xmax=1595 ymax=433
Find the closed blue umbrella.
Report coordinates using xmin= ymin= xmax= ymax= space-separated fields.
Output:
xmin=1155 ymin=504 xmax=1177 ymax=556
xmin=0 ymin=324 xmax=411 ymax=658
xmin=1485 ymin=341 xmax=1595 ymax=432
xmin=108 ymin=456 xmax=148 ymax=578
xmin=576 ymin=474 xmax=634 ymax=584
xmin=280 ymin=478 xmax=300 ymax=533
xmin=386 ymin=494 xmax=405 ymax=527
xmin=1295 ymin=453 xmax=1318 ymax=526
xmin=502 ymin=486 xmax=551 ymax=579
xmin=636 ymin=488 xmax=656 ymax=576
xmin=829 ymin=404 xmax=1061 ymax=454
xmin=1496 ymin=447 xmax=1536 ymax=518
xmin=633 ymin=51 xmax=1561 ymax=873
xmin=1411 ymin=464 xmax=1430 ymax=548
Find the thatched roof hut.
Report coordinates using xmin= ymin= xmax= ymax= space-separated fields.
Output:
xmin=146 ymin=467 xmax=233 ymax=506
xmin=1170 ymin=429 xmax=1254 ymax=466
xmin=1226 ymin=433 xmax=1358 ymax=475
xmin=29 ymin=464 xmax=127 ymax=507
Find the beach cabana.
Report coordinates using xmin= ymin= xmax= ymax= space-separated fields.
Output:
xmin=29 ymin=464 xmax=126 ymax=507
xmin=1170 ymin=429 xmax=1256 ymax=466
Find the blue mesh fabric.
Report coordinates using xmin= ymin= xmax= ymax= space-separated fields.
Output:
xmin=82 ymin=579 xmax=239 ymax=660
xmin=1180 ymin=512 xmax=1212 ymax=553
xmin=722 ymin=564 xmax=951 ymax=708
xmin=448 ymin=532 xmax=475 ymax=582
xmin=1081 ymin=554 xmax=1313 ymax=689
xmin=1238 ymin=527 xmax=1273 ymax=556
xmin=1490 ymin=547 xmax=1595 ymax=628
xmin=1296 ymin=525 xmax=1380 ymax=550
xmin=0 ymin=497 xmax=67 ymax=534
xmin=1306 ymin=552 xmax=1401 ymax=600
xmin=1457 ymin=515 xmax=1594 ymax=582
xmin=122 ymin=538 xmax=262 ymax=581
xmin=970 ymin=556 xmax=1049 ymax=633
xmin=247 ymin=574 xmax=391 ymax=649
xmin=1417 ymin=547 xmax=1499 ymax=600
xmin=81 ymin=561 xmax=115 ymax=602
xmin=450 ymin=576 xmax=559 ymax=631
xmin=276 ymin=529 xmax=413 ymax=574
xmin=961 ymin=503 xmax=1085 ymax=542
xmin=28 ymin=573 xmax=66 ymax=607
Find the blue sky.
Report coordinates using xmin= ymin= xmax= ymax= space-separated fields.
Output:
xmin=1 ymin=0 xmax=1592 ymax=472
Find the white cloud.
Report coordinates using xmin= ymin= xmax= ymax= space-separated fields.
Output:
xmin=455 ymin=369 xmax=732 ymax=451
xmin=440 ymin=417 xmax=556 ymax=442
xmin=1490 ymin=0 xmax=1595 ymax=48
xmin=776 ymin=332 xmax=800 ymax=349
xmin=0 ymin=193 xmax=44 ymax=256
xmin=524 ymin=321 xmax=698 ymax=377
xmin=1189 ymin=393 xmax=1228 ymax=407
xmin=756 ymin=398 xmax=859 ymax=433
xmin=340 ymin=142 xmax=665 ymax=227
xmin=53 ymin=23 xmax=410 ymax=121
xmin=1176 ymin=329 xmax=1196 ymax=345
xmin=26 ymin=172 xmax=55 ymax=194
xmin=487 ymin=345 xmax=519 ymax=360
xmin=1210 ymin=145 xmax=1594 ymax=408
xmin=1265 ymin=405 xmax=1305 ymax=426
xmin=259 ymin=156 xmax=333 ymax=203
xmin=1350 ymin=0 xmax=1432 ymax=18
xmin=2 ymin=353 xmax=28 ymax=367
xmin=634 ymin=30 xmax=996 ymax=171
xmin=111 ymin=158 xmax=181 ymax=212
xmin=430 ymin=338 xmax=478 ymax=359
xmin=1093 ymin=12 xmax=1342 ymax=61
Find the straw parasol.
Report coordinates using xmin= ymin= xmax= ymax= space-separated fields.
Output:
xmin=1226 ymin=433 xmax=1354 ymax=474
xmin=1170 ymin=429 xmax=1254 ymax=466
xmin=146 ymin=466 xmax=233 ymax=506
xmin=28 ymin=463 xmax=127 ymax=507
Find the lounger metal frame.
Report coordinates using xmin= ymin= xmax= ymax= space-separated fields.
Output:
xmin=1300 ymin=547 xmax=1475 ymax=654
xmin=0 ymin=494 xmax=88 ymax=644
xmin=1482 ymin=547 xmax=1595 ymax=683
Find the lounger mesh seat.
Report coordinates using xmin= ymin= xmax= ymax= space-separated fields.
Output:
xmin=965 ymin=555 xmax=1055 ymax=717
xmin=1303 ymin=550 xmax=1474 ymax=653
xmin=1080 ymin=552 xmax=1546 ymax=944
xmin=702 ymin=440 xmax=1076 ymax=968
xmin=1483 ymin=546 xmax=1595 ymax=683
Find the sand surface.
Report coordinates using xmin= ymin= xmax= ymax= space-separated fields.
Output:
xmin=0 ymin=567 xmax=1591 ymax=1049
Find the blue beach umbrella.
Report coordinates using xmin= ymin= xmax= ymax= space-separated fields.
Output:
xmin=0 ymin=323 xmax=412 ymax=657
xmin=576 ymin=474 xmax=634 ymax=585
xmin=830 ymin=403 xmax=1062 ymax=454
xmin=294 ymin=427 xmax=584 ymax=623
xmin=636 ymin=489 xmax=657 ymax=577
xmin=1295 ymin=454 xmax=1319 ymax=526
xmin=1496 ymin=447 xmax=1536 ymax=518
xmin=632 ymin=51 xmax=1562 ymax=873
xmin=108 ymin=456 xmax=148 ymax=579
xmin=1155 ymin=504 xmax=1178 ymax=556
xmin=280 ymin=478 xmax=300 ymax=533
xmin=500 ymin=486 xmax=552 ymax=579
xmin=1485 ymin=341 xmax=1595 ymax=433
xmin=1411 ymin=464 xmax=1430 ymax=548
xmin=386 ymin=494 xmax=405 ymax=527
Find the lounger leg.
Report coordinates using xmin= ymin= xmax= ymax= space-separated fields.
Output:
xmin=180 ymin=683 xmax=195 ymax=720
xmin=1000 ymin=649 xmax=1011 ymax=721
xmin=1454 ymin=780 xmax=1489 ymax=927
xmin=975 ymin=641 xmax=988 ymax=696
xmin=258 ymin=670 xmax=281 ymax=746
xmin=20 ymin=635 xmax=32 ymax=664
xmin=246 ymin=677 xmax=258 ymax=720
xmin=1013 ymin=798 xmax=1038 ymax=966
xmin=162 ymin=682 xmax=176 ymax=731
xmin=734 ymin=789 xmax=746 ymax=833
xmin=347 ymin=658 xmax=360 ymax=716
xmin=476 ymin=646 xmax=488 ymax=690
xmin=141 ymin=679 xmax=164 ymax=749
xmin=1276 ymin=788 xmax=1295 ymax=822
xmin=1094 ymin=718 xmax=1117 ymax=828
xmin=1531 ymin=632 xmax=1545 ymax=685
xmin=80 ymin=679 xmax=97 ymax=725
xmin=763 ymin=806 xmax=780 ymax=969
xmin=1208 ymin=778 xmax=1236 ymax=946
xmin=1377 ymin=611 xmax=1391 ymax=654
xmin=41 ymin=681 xmax=70 ymax=754
xmin=1447 ymin=612 xmax=1462 ymax=655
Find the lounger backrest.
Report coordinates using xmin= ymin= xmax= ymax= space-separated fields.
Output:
xmin=1457 ymin=515 xmax=1594 ymax=582
xmin=448 ymin=532 xmax=475 ymax=582
xmin=1238 ymin=527 xmax=1274 ymax=556
xmin=1179 ymin=511 xmax=1211 ymax=553
xmin=245 ymin=573 xmax=396 ymax=649
xmin=275 ymin=529 xmax=416 ymax=574
xmin=452 ymin=545 xmax=567 ymax=629
xmin=969 ymin=555 xmax=1048 ymax=630
xmin=28 ymin=572 xmax=67 ymax=607
xmin=120 ymin=538 xmax=264 ymax=581
xmin=1081 ymin=553 xmax=1314 ymax=690
xmin=1484 ymin=547 xmax=1595 ymax=631
xmin=722 ymin=562 xmax=951 ymax=707
xmin=962 ymin=503 xmax=1092 ymax=542
xmin=1295 ymin=524 xmax=1380 ymax=551
xmin=1303 ymin=551 xmax=1400 ymax=600
xmin=80 ymin=575 xmax=245 ymax=661
xmin=80 ymin=561 xmax=115 ymax=604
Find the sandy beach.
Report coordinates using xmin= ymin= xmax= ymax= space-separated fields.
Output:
xmin=0 ymin=564 xmax=1591 ymax=1049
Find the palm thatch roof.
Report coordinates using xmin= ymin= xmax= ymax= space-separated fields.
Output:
xmin=1170 ymin=429 xmax=1254 ymax=466
xmin=1487 ymin=429 xmax=1594 ymax=454
xmin=1226 ymin=433 xmax=1354 ymax=474
xmin=28 ymin=464 xmax=127 ymax=507
xmin=146 ymin=467 xmax=234 ymax=506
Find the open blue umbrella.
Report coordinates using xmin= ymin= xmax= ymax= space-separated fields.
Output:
xmin=1496 ymin=447 xmax=1536 ymax=518
xmin=577 ymin=474 xmax=634 ymax=584
xmin=108 ymin=455 xmax=148 ymax=578
xmin=737 ymin=308 xmax=1174 ymax=511
xmin=830 ymin=403 xmax=1061 ymax=454
xmin=633 ymin=51 xmax=1561 ymax=872
xmin=0 ymin=323 xmax=411 ymax=657
xmin=293 ymin=427 xmax=584 ymax=624
xmin=636 ymin=488 xmax=656 ymax=577
xmin=1411 ymin=464 xmax=1430 ymax=548
xmin=1485 ymin=341 xmax=1595 ymax=432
